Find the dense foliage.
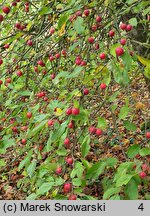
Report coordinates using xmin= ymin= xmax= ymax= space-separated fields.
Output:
xmin=0 ymin=0 xmax=150 ymax=200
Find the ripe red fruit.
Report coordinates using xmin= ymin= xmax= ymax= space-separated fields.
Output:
xmin=72 ymin=107 xmax=80 ymax=115
xmin=83 ymin=88 xmax=89 ymax=95
xmin=38 ymin=145 xmax=44 ymax=151
xmin=100 ymin=83 xmax=107 ymax=89
xmin=2 ymin=6 xmax=10 ymax=14
xmin=88 ymin=37 xmax=94 ymax=44
xmin=56 ymin=167 xmax=62 ymax=174
xmin=12 ymin=2 xmax=17 ymax=6
xmin=51 ymin=73 xmax=55 ymax=79
xmin=63 ymin=183 xmax=71 ymax=193
xmin=142 ymin=164 xmax=149 ymax=172
xmin=76 ymin=10 xmax=82 ymax=17
xmin=61 ymin=49 xmax=67 ymax=56
xmin=0 ymin=80 xmax=3 ymax=85
xmin=68 ymin=194 xmax=77 ymax=200
xmin=49 ymin=27 xmax=55 ymax=35
xmin=81 ymin=60 xmax=87 ymax=66
xmin=16 ymin=70 xmax=22 ymax=77
xmin=21 ymin=139 xmax=27 ymax=145
xmin=84 ymin=9 xmax=90 ymax=16
xmin=6 ymin=78 xmax=11 ymax=83
xmin=68 ymin=121 xmax=74 ymax=129
xmin=139 ymin=172 xmax=146 ymax=179
xmin=48 ymin=120 xmax=54 ymax=127
xmin=89 ymin=126 xmax=96 ymax=134
xmin=64 ymin=138 xmax=70 ymax=145
xmin=37 ymin=60 xmax=45 ymax=67
xmin=66 ymin=157 xmax=73 ymax=165
xmin=99 ymin=53 xmax=106 ymax=60
xmin=126 ymin=24 xmax=133 ymax=31
xmin=4 ymin=44 xmax=9 ymax=49
xmin=75 ymin=57 xmax=81 ymax=65
xmin=95 ymin=128 xmax=103 ymax=136
xmin=120 ymin=38 xmax=126 ymax=46
xmin=12 ymin=126 xmax=18 ymax=133
xmin=27 ymin=40 xmax=33 ymax=46
xmin=120 ymin=23 xmax=127 ymax=30
xmin=91 ymin=24 xmax=97 ymax=32
xmin=108 ymin=30 xmax=115 ymax=37
xmin=66 ymin=108 xmax=72 ymax=115
xmin=96 ymin=15 xmax=102 ymax=22
xmin=49 ymin=55 xmax=55 ymax=61
xmin=115 ymin=47 xmax=124 ymax=56
xmin=26 ymin=112 xmax=32 ymax=118
xmin=146 ymin=132 xmax=150 ymax=139
xmin=0 ymin=15 xmax=4 ymax=22
xmin=0 ymin=59 xmax=3 ymax=65
xmin=95 ymin=43 xmax=99 ymax=50
xmin=55 ymin=53 xmax=61 ymax=59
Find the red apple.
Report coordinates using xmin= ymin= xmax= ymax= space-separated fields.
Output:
xmin=96 ymin=15 xmax=102 ymax=22
xmin=16 ymin=70 xmax=22 ymax=77
xmin=56 ymin=167 xmax=62 ymax=174
xmin=120 ymin=38 xmax=126 ymax=45
xmin=99 ymin=53 xmax=106 ymax=60
xmin=120 ymin=23 xmax=127 ymax=30
xmin=66 ymin=157 xmax=73 ymax=165
xmin=72 ymin=107 xmax=80 ymax=115
xmin=89 ymin=126 xmax=96 ymax=134
xmin=55 ymin=53 xmax=61 ymax=59
xmin=0 ymin=15 xmax=4 ymax=22
xmin=64 ymin=138 xmax=70 ymax=145
xmin=21 ymin=139 xmax=27 ymax=145
xmin=146 ymin=132 xmax=150 ymax=139
xmin=66 ymin=108 xmax=72 ymax=115
xmin=100 ymin=83 xmax=107 ymax=89
xmin=108 ymin=30 xmax=115 ymax=37
xmin=0 ymin=59 xmax=3 ymax=65
xmin=84 ymin=9 xmax=90 ymax=16
xmin=126 ymin=24 xmax=133 ymax=31
xmin=48 ymin=120 xmax=54 ymax=127
xmin=115 ymin=47 xmax=124 ymax=56
xmin=68 ymin=121 xmax=74 ymax=129
xmin=27 ymin=40 xmax=33 ymax=46
xmin=83 ymin=88 xmax=89 ymax=95
xmin=2 ymin=6 xmax=10 ymax=14
xmin=63 ymin=183 xmax=71 ymax=193
xmin=68 ymin=194 xmax=77 ymax=200
xmin=37 ymin=60 xmax=45 ymax=67
xmin=0 ymin=80 xmax=3 ymax=85
xmin=95 ymin=128 xmax=103 ymax=136
xmin=139 ymin=172 xmax=146 ymax=179
xmin=88 ymin=37 xmax=94 ymax=44
xmin=26 ymin=112 xmax=32 ymax=118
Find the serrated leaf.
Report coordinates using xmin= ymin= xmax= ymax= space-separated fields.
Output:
xmin=58 ymin=14 xmax=69 ymax=30
xmin=81 ymin=135 xmax=91 ymax=157
xmin=116 ymin=174 xmax=134 ymax=187
xmin=27 ymin=160 xmax=37 ymax=178
xmin=129 ymin=18 xmax=137 ymax=26
xmin=125 ymin=179 xmax=138 ymax=200
xmin=37 ymin=182 xmax=54 ymax=195
xmin=27 ymin=120 xmax=47 ymax=138
xmin=86 ymin=162 xmax=106 ymax=179
xmin=18 ymin=150 xmax=33 ymax=171
xmin=26 ymin=193 xmax=37 ymax=200
xmin=140 ymin=148 xmax=150 ymax=156
xmin=72 ymin=178 xmax=82 ymax=186
xmin=103 ymin=187 xmax=121 ymax=200
xmin=106 ymin=158 xmax=118 ymax=167
xmin=73 ymin=17 xmax=85 ymax=34
xmin=39 ymin=6 xmax=52 ymax=16
xmin=118 ymin=106 xmax=129 ymax=119
xmin=97 ymin=117 xmax=107 ymax=129
xmin=127 ymin=144 xmax=140 ymax=158
xmin=124 ymin=120 xmax=137 ymax=131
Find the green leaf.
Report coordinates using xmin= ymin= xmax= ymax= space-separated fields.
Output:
xmin=124 ymin=120 xmax=137 ymax=131
xmin=125 ymin=179 xmax=138 ymax=200
xmin=106 ymin=158 xmax=118 ymax=167
xmin=46 ymin=132 xmax=53 ymax=152
xmin=110 ymin=43 xmax=120 ymax=57
xmin=97 ymin=117 xmax=107 ymax=129
xmin=37 ymin=182 xmax=54 ymax=195
xmin=56 ymin=148 xmax=67 ymax=156
xmin=86 ymin=161 xmax=106 ymax=179
xmin=27 ymin=120 xmax=47 ymax=138
xmin=26 ymin=193 xmax=37 ymax=200
xmin=67 ymin=66 xmax=83 ymax=78
xmin=39 ymin=6 xmax=52 ymax=15
xmin=140 ymin=148 xmax=150 ymax=156
xmin=127 ymin=144 xmax=140 ymax=158
xmin=129 ymin=18 xmax=138 ymax=26
xmin=114 ymin=162 xmax=134 ymax=182
xmin=27 ymin=160 xmax=37 ymax=178
xmin=103 ymin=187 xmax=121 ymax=200
xmin=110 ymin=195 xmax=121 ymax=200
xmin=71 ymin=162 xmax=84 ymax=179
xmin=81 ymin=135 xmax=91 ymax=157
xmin=72 ymin=178 xmax=82 ymax=186
xmin=0 ymin=159 xmax=6 ymax=168
xmin=18 ymin=150 xmax=33 ymax=171
xmin=58 ymin=14 xmax=69 ymax=30
xmin=73 ymin=17 xmax=85 ymax=34
xmin=116 ymin=174 xmax=134 ymax=187
xmin=118 ymin=106 xmax=129 ymax=119
xmin=109 ymin=91 xmax=119 ymax=102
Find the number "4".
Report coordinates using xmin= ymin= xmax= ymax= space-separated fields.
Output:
xmin=138 ymin=203 xmax=144 ymax=211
